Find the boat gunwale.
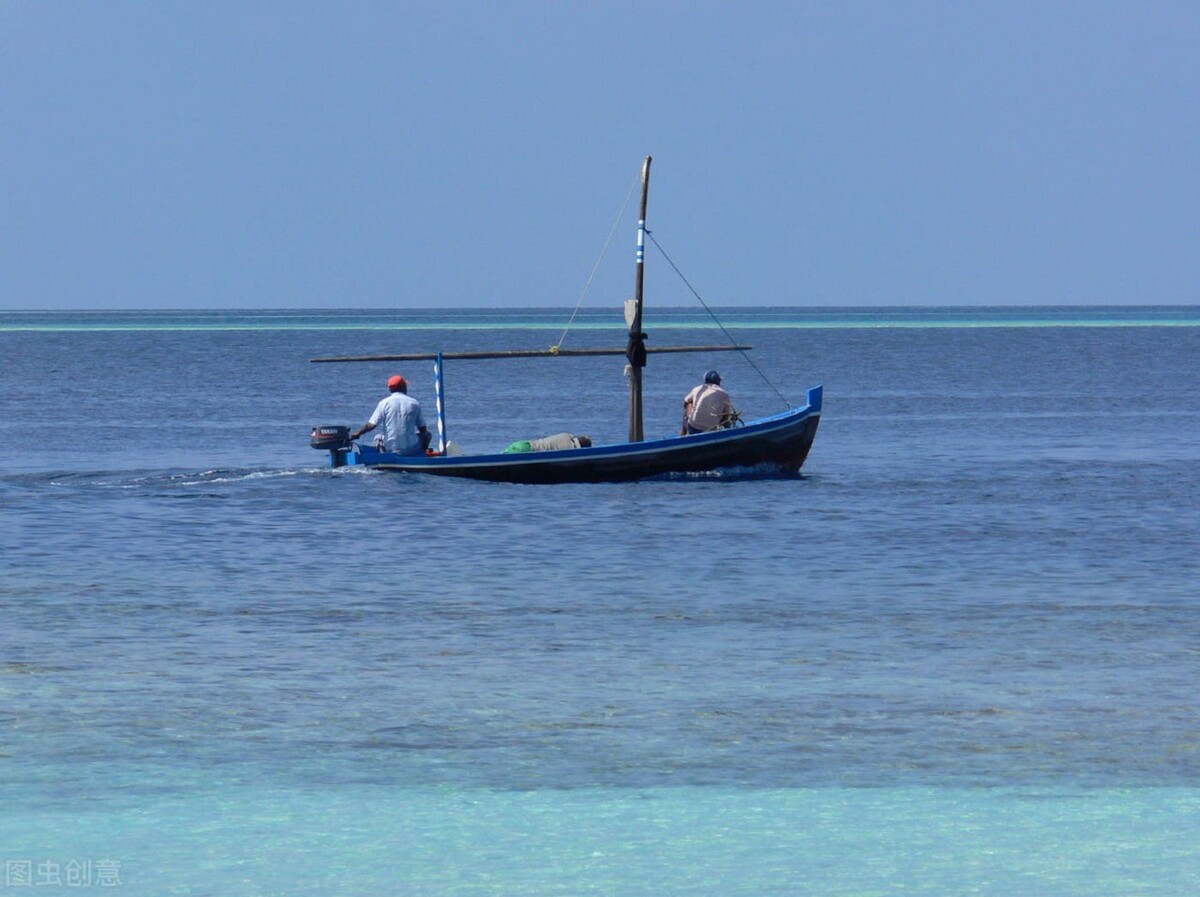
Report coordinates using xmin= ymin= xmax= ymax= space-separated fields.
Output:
xmin=357 ymin=386 xmax=821 ymax=472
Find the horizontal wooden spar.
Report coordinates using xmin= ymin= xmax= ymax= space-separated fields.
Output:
xmin=309 ymin=345 xmax=751 ymax=363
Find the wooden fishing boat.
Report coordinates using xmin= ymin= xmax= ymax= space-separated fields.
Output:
xmin=310 ymin=157 xmax=821 ymax=483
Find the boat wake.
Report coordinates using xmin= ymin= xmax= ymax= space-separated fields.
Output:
xmin=655 ymin=463 xmax=809 ymax=482
xmin=2 ymin=466 xmax=329 ymax=491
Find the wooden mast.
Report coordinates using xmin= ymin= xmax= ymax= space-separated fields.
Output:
xmin=626 ymin=155 xmax=652 ymax=442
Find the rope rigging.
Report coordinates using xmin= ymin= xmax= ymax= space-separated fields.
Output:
xmin=553 ymin=170 xmax=641 ymax=352
xmin=646 ymin=230 xmax=794 ymax=409
xmin=552 ymin=168 xmax=794 ymax=411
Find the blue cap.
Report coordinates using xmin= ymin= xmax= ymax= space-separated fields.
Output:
xmin=704 ymin=370 xmax=721 ymax=384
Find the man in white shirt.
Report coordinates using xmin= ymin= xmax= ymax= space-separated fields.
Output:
xmin=350 ymin=374 xmax=431 ymax=455
xmin=681 ymin=370 xmax=734 ymax=435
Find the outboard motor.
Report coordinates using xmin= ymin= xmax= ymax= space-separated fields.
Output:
xmin=310 ymin=425 xmax=352 ymax=467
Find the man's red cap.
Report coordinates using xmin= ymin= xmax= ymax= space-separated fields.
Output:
xmin=388 ymin=374 xmax=407 ymax=391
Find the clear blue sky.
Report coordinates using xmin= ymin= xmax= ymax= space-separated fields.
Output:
xmin=3 ymin=1 xmax=1197 ymax=309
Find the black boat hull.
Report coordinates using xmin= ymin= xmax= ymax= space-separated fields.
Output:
xmin=330 ymin=386 xmax=821 ymax=484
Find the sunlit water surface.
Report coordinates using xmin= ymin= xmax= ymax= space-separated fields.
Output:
xmin=2 ymin=307 xmax=1199 ymax=895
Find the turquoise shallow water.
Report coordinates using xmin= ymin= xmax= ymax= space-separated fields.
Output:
xmin=3 ymin=304 xmax=1199 ymax=331
xmin=4 ymin=787 xmax=1198 ymax=896
xmin=2 ymin=307 xmax=1199 ymax=895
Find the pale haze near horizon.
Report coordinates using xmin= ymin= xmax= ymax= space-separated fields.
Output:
xmin=2 ymin=2 xmax=1197 ymax=311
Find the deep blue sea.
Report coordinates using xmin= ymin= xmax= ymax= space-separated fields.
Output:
xmin=2 ymin=306 xmax=1199 ymax=896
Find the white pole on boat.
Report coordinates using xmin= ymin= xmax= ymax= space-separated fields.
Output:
xmin=434 ymin=352 xmax=447 ymax=454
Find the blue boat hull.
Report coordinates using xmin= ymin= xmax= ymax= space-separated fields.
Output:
xmin=328 ymin=386 xmax=821 ymax=484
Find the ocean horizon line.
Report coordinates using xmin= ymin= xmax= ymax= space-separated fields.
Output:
xmin=2 ymin=304 xmax=1198 ymax=333
xmin=4 ymin=302 xmax=1198 ymax=312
